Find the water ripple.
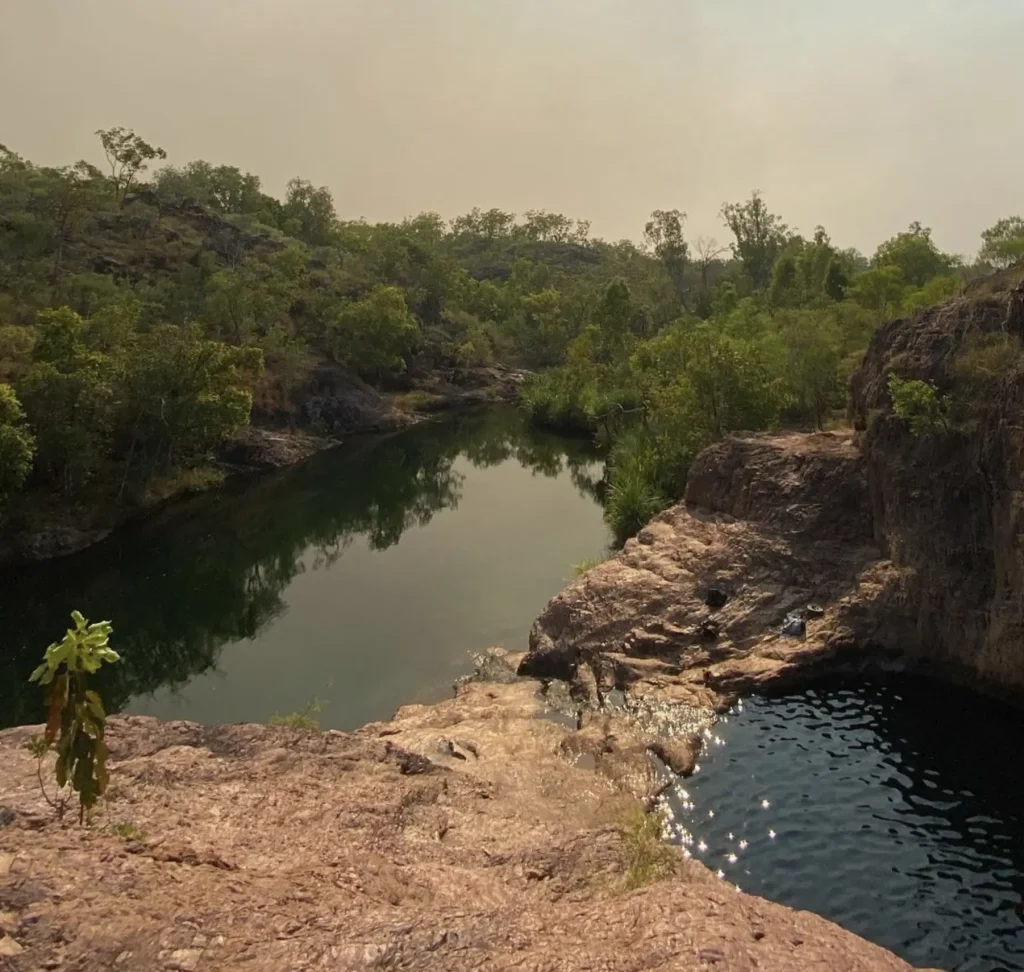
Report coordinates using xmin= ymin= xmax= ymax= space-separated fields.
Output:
xmin=662 ymin=675 xmax=1024 ymax=972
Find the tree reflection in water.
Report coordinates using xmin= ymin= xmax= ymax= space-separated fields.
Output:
xmin=0 ymin=407 xmax=603 ymax=728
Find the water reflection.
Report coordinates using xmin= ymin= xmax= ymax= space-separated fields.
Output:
xmin=665 ymin=676 xmax=1024 ymax=972
xmin=1 ymin=407 xmax=605 ymax=729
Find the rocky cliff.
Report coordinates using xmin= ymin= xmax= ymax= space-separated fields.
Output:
xmin=0 ymin=656 xmax=927 ymax=971
xmin=851 ymin=277 xmax=1024 ymax=696
xmin=523 ymin=275 xmax=1024 ymax=707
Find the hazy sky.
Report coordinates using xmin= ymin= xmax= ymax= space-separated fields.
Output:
xmin=2 ymin=0 xmax=1021 ymax=256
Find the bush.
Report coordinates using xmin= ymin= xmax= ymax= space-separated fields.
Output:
xmin=269 ymin=696 xmax=323 ymax=730
xmin=620 ymin=807 xmax=677 ymax=892
xmin=887 ymin=374 xmax=948 ymax=436
xmin=605 ymin=431 xmax=668 ymax=544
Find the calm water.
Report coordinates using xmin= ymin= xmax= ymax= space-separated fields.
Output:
xmin=664 ymin=677 xmax=1024 ymax=972
xmin=0 ymin=407 xmax=609 ymax=730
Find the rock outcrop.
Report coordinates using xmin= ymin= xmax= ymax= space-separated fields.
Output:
xmin=522 ymin=432 xmax=904 ymax=709
xmin=524 ymin=276 xmax=1024 ymax=707
xmin=217 ymin=427 xmax=338 ymax=472
xmin=0 ymin=657 xmax=926 ymax=971
xmin=848 ymin=279 xmax=1024 ymax=697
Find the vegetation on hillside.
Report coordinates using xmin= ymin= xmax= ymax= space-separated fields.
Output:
xmin=519 ymin=196 xmax=1024 ymax=541
xmin=1 ymin=128 xmax=1022 ymax=543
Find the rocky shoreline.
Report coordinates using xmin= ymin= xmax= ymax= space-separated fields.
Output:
xmin=0 ymin=652 xmax=931 ymax=971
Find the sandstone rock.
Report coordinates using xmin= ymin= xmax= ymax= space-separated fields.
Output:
xmin=218 ymin=427 xmax=335 ymax=472
xmin=648 ymin=733 xmax=702 ymax=777
xmin=0 ymin=687 xmax=923 ymax=972
xmin=522 ymin=432 xmax=897 ymax=710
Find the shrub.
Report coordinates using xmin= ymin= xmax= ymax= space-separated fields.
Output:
xmin=620 ymin=807 xmax=677 ymax=892
xmin=28 ymin=611 xmax=120 ymax=822
xmin=888 ymin=374 xmax=949 ymax=436
xmin=269 ymin=696 xmax=324 ymax=730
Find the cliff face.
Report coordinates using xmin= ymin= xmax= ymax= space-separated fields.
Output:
xmin=851 ymin=279 xmax=1024 ymax=696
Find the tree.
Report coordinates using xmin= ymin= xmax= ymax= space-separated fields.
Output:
xmin=123 ymin=324 xmax=263 ymax=472
xmin=43 ymin=162 xmax=105 ymax=281
xmin=0 ymin=383 xmax=34 ymax=507
xmin=873 ymin=222 xmax=952 ymax=287
xmin=155 ymin=161 xmax=268 ymax=217
xmin=328 ymin=285 xmax=419 ymax=381
xmin=888 ymin=374 xmax=948 ymax=436
xmin=720 ymin=191 xmax=789 ymax=290
xmin=980 ymin=217 xmax=1024 ymax=269
xmin=516 ymin=289 xmax=572 ymax=367
xmin=283 ymin=178 xmax=337 ymax=247
xmin=848 ymin=265 xmax=906 ymax=323
xmin=692 ymin=236 xmax=728 ymax=318
xmin=18 ymin=308 xmax=118 ymax=493
xmin=769 ymin=252 xmax=801 ymax=308
xmin=779 ymin=312 xmax=842 ymax=429
xmin=28 ymin=611 xmax=120 ymax=823
xmin=644 ymin=209 xmax=689 ymax=306
xmin=95 ymin=128 xmax=166 ymax=203
xmin=824 ymin=258 xmax=849 ymax=302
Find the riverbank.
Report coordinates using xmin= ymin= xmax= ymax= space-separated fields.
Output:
xmin=0 ymin=651 xmax=928 ymax=971
xmin=0 ymin=363 xmax=529 ymax=567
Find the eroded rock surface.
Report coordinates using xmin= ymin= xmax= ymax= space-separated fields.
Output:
xmin=523 ymin=432 xmax=905 ymax=709
xmin=0 ymin=668 xmax=925 ymax=971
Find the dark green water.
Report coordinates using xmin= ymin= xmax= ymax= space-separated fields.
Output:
xmin=0 ymin=407 xmax=610 ymax=730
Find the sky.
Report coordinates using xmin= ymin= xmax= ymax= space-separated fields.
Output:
xmin=1 ymin=0 xmax=1021 ymax=257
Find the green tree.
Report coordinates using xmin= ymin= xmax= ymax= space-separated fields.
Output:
xmin=154 ymin=161 xmax=268 ymax=216
xmin=329 ymin=285 xmax=419 ymax=381
xmin=979 ymin=217 xmax=1024 ymax=269
xmin=769 ymin=252 xmax=801 ymax=308
xmin=18 ymin=308 xmax=118 ymax=493
xmin=888 ymin=374 xmax=948 ymax=436
xmin=123 ymin=324 xmax=263 ymax=472
xmin=874 ymin=222 xmax=952 ymax=287
xmin=283 ymin=178 xmax=337 ymax=246
xmin=902 ymin=275 xmax=961 ymax=315
xmin=0 ymin=383 xmax=35 ymax=507
xmin=516 ymin=288 xmax=572 ymax=366
xmin=824 ymin=258 xmax=849 ymax=301
xmin=95 ymin=127 xmax=166 ymax=204
xmin=644 ymin=209 xmax=689 ymax=306
xmin=779 ymin=312 xmax=842 ymax=429
xmin=848 ymin=265 xmax=906 ymax=323
xmin=720 ymin=191 xmax=789 ymax=290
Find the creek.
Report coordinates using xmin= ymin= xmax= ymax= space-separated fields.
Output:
xmin=0 ymin=407 xmax=609 ymax=730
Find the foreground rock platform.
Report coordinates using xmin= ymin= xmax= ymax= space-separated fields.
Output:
xmin=0 ymin=672 xmax=926 ymax=971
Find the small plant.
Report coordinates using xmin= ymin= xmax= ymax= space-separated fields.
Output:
xmin=28 ymin=611 xmax=120 ymax=823
xmin=571 ymin=555 xmax=606 ymax=577
xmin=269 ymin=696 xmax=324 ymax=730
xmin=620 ymin=807 xmax=678 ymax=892
xmin=111 ymin=820 xmax=145 ymax=841
xmin=888 ymin=373 xmax=949 ymax=436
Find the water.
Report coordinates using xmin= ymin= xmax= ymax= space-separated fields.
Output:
xmin=663 ymin=677 xmax=1024 ymax=972
xmin=7 ymin=412 xmax=1024 ymax=972
xmin=0 ymin=407 xmax=609 ymax=731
